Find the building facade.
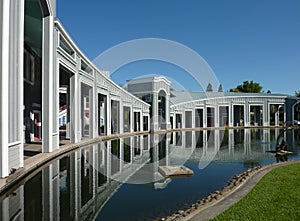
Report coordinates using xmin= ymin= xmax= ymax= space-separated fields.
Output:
xmin=0 ymin=0 xmax=150 ymax=178
xmin=0 ymin=0 xmax=299 ymax=178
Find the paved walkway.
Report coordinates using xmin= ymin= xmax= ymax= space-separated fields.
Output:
xmin=183 ymin=160 xmax=299 ymax=221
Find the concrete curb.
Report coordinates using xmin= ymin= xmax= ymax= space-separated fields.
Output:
xmin=0 ymin=131 xmax=150 ymax=195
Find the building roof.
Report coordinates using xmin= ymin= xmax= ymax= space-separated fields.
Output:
xmin=127 ymin=76 xmax=171 ymax=85
xmin=170 ymin=91 xmax=298 ymax=106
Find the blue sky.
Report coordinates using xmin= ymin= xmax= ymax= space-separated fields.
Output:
xmin=57 ymin=0 xmax=300 ymax=95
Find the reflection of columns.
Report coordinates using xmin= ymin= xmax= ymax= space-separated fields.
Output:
xmin=286 ymin=129 xmax=294 ymax=150
xmin=203 ymin=130 xmax=208 ymax=156
xmin=275 ymin=128 xmax=279 ymax=142
xmin=107 ymin=141 xmax=112 ymax=179
xmin=191 ymin=131 xmax=195 ymax=151
xmin=1 ymin=198 xmax=9 ymax=221
xmin=151 ymin=134 xmax=159 ymax=172
xmin=120 ymin=139 xmax=124 ymax=172
xmin=91 ymin=145 xmax=96 ymax=197
xmin=228 ymin=129 xmax=234 ymax=155
xmin=166 ymin=133 xmax=171 ymax=166
xmin=70 ymin=152 xmax=79 ymax=220
xmin=244 ymin=129 xmax=251 ymax=155
xmin=214 ymin=130 xmax=220 ymax=152
xmin=130 ymin=137 xmax=134 ymax=163
xmin=263 ymin=129 xmax=270 ymax=152
xmin=42 ymin=162 xmax=60 ymax=220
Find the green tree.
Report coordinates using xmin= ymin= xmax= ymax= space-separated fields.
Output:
xmin=295 ymin=91 xmax=300 ymax=97
xmin=230 ymin=80 xmax=262 ymax=93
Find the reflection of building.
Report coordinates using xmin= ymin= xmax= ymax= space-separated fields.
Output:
xmin=0 ymin=136 xmax=151 ymax=221
xmin=1 ymin=129 xmax=299 ymax=220
xmin=0 ymin=0 xmax=299 ymax=179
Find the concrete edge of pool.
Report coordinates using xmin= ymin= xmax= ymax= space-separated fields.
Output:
xmin=157 ymin=160 xmax=300 ymax=221
xmin=0 ymin=130 xmax=151 ymax=195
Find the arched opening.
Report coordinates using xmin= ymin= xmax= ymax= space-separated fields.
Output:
xmin=158 ymin=90 xmax=166 ymax=129
xmin=23 ymin=0 xmax=44 ymax=143
xmin=294 ymin=103 xmax=300 ymax=125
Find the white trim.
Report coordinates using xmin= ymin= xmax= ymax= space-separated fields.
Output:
xmin=54 ymin=20 xmax=150 ymax=108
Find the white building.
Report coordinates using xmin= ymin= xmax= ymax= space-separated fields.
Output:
xmin=0 ymin=0 xmax=299 ymax=179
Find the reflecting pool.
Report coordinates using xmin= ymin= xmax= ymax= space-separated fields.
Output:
xmin=1 ymin=129 xmax=300 ymax=221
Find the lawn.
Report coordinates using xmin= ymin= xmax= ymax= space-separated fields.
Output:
xmin=212 ymin=162 xmax=300 ymax=221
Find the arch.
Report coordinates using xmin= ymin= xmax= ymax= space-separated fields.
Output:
xmin=39 ymin=0 xmax=52 ymax=17
xmin=158 ymin=90 xmax=167 ymax=129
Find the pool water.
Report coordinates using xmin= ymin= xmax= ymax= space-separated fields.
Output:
xmin=1 ymin=128 xmax=300 ymax=221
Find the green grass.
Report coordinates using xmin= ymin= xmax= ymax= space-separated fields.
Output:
xmin=212 ymin=163 xmax=300 ymax=221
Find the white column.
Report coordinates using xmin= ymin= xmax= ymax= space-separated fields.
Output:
xmin=192 ymin=109 xmax=195 ymax=128
xmin=203 ymin=104 xmax=207 ymax=128
xmin=70 ymin=73 xmax=79 ymax=143
xmin=215 ymin=106 xmax=219 ymax=128
xmin=130 ymin=105 xmax=133 ymax=132
xmin=152 ymin=93 xmax=158 ymax=131
xmin=147 ymin=113 xmax=150 ymax=131
xmin=275 ymin=105 xmax=280 ymax=126
xmin=244 ymin=101 xmax=250 ymax=127
xmin=8 ymin=0 xmax=24 ymax=168
xmin=89 ymin=86 xmax=95 ymax=138
xmin=182 ymin=112 xmax=186 ymax=128
xmin=106 ymin=94 xmax=111 ymax=136
xmin=263 ymin=101 xmax=268 ymax=126
xmin=42 ymin=15 xmax=54 ymax=152
xmin=53 ymin=29 xmax=59 ymax=149
xmin=0 ymin=0 xmax=10 ymax=177
xmin=229 ymin=102 xmax=234 ymax=127
xmin=140 ymin=111 xmax=143 ymax=132
xmin=119 ymin=101 xmax=124 ymax=134
xmin=165 ymin=94 xmax=170 ymax=129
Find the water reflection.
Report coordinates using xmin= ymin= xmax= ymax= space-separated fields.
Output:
xmin=1 ymin=129 xmax=300 ymax=221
